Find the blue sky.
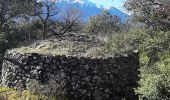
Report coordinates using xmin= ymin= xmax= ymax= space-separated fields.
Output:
xmin=89 ymin=0 xmax=126 ymax=9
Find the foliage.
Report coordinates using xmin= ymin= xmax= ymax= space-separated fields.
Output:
xmin=143 ymin=30 xmax=170 ymax=100
xmin=0 ymin=0 xmax=34 ymax=30
xmin=0 ymin=0 xmax=37 ymax=67
xmin=122 ymin=0 xmax=170 ymax=99
xmin=0 ymin=86 xmax=48 ymax=100
xmin=25 ymin=81 xmax=59 ymax=100
xmin=107 ymin=28 xmax=170 ymax=99
xmin=105 ymin=32 xmax=133 ymax=54
xmin=0 ymin=77 xmax=68 ymax=100
xmin=124 ymin=0 xmax=170 ymax=31
xmin=136 ymin=51 xmax=170 ymax=100
xmin=83 ymin=10 xmax=120 ymax=35
xmin=0 ymin=0 xmax=170 ymax=99
xmin=17 ymin=18 xmax=45 ymax=41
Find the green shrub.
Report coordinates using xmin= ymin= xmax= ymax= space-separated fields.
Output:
xmin=0 ymin=86 xmax=44 ymax=100
xmin=107 ymin=28 xmax=170 ymax=99
xmin=0 ymin=78 xmax=68 ymax=100
xmin=105 ymin=32 xmax=134 ymax=54
xmin=26 ymin=75 xmax=68 ymax=100
xmin=83 ymin=10 xmax=120 ymax=35
xmin=137 ymin=51 xmax=170 ymax=100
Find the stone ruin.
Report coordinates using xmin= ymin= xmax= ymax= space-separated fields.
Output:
xmin=1 ymin=50 xmax=139 ymax=100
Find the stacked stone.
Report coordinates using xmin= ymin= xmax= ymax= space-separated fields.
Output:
xmin=1 ymin=50 xmax=139 ymax=100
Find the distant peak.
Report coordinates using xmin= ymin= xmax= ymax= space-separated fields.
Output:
xmin=71 ymin=0 xmax=111 ymax=9
xmin=96 ymin=4 xmax=104 ymax=9
xmin=54 ymin=0 xmax=128 ymax=21
xmin=69 ymin=0 xmax=85 ymax=4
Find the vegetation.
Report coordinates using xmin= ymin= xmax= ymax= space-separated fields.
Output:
xmin=0 ymin=86 xmax=43 ymax=100
xmin=106 ymin=0 xmax=170 ymax=99
xmin=83 ymin=10 xmax=121 ymax=35
xmin=0 ymin=0 xmax=170 ymax=99
xmin=124 ymin=0 xmax=170 ymax=99
xmin=0 ymin=86 xmax=64 ymax=100
xmin=107 ymin=28 xmax=170 ymax=99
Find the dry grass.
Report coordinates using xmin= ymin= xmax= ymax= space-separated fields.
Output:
xmin=12 ymin=40 xmax=110 ymax=58
xmin=0 ymin=86 xmax=59 ymax=100
xmin=11 ymin=33 xmax=114 ymax=58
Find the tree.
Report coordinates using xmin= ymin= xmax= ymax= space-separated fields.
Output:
xmin=0 ymin=0 xmax=34 ymax=31
xmin=107 ymin=27 xmax=170 ymax=99
xmin=17 ymin=17 xmax=42 ymax=41
xmin=57 ymin=7 xmax=83 ymax=35
xmin=110 ymin=0 xmax=170 ymax=99
xmin=107 ymin=1 xmax=170 ymax=99
xmin=83 ymin=10 xmax=121 ymax=35
xmin=34 ymin=0 xmax=58 ymax=39
xmin=124 ymin=0 xmax=170 ymax=31
xmin=0 ymin=0 xmax=35 ymax=69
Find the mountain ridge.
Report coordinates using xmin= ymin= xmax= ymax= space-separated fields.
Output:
xmin=55 ymin=0 xmax=128 ymax=22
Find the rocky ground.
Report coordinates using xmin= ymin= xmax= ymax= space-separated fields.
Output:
xmin=12 ymin=32 xmax=113 ymax=58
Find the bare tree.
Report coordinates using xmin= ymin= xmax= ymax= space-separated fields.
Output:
xmin=34 ymin=0 xmax=58 ymax=39
xmin=54 ymin=7 xmax=83 ymax=35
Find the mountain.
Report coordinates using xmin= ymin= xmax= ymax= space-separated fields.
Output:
xmin=55 ymin=0 xmax=128 ymax=22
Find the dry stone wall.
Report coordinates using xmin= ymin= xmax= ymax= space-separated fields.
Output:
xmin=1 ymin=50 xmax=139 ymax=100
